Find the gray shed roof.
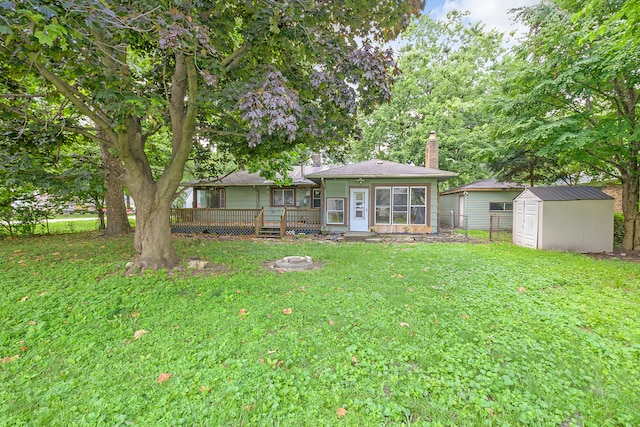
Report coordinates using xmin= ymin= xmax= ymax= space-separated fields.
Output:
xmin=524 ymin=186 xmax=614 ymax=201
xmin=305 ymin=159 xmax=457 ymax=181
xmin=441 ymin=178 xmax=525 ymax=195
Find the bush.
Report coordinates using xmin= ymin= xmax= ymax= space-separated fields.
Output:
xmin=614 ymin=213 xmax=625 ymax=247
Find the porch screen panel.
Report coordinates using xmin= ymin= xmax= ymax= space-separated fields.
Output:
xmin=410 ymin=187 xmax=426 ymax=225
xmin=375 ymin=187 xmax=391 ymax=224
xmin=392 ymin=187 xmax=408 ymax=224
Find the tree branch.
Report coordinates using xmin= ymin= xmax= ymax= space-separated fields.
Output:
xmin=30 ymin=56 xmax=116 ymax=141
xmin=221 ymin=42 xmax=251 ymax=72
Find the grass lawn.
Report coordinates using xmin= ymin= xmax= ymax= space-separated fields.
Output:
xmin=1 ymin=233 xmax=639 ymax=426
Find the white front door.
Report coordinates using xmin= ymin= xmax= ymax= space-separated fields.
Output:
xmin=349 ymin=188 xmax=369 ymax=232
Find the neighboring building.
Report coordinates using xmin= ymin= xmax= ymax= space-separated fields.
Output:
xmin=439 ymin=179 xmax=525 ymax=230
xmin=174 ymin=132 xmax=457 ymax=236
xmin=513 ymin=186 xmax=614 ymax=253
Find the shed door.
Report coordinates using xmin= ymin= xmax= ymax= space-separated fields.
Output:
xmin=522 ymin=201 xmax=539 ymax=249
xmin=349 ymin=188 xmax=369 ymax=232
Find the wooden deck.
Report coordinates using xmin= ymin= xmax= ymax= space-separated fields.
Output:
xmin=170 ymin=208 xmax=321 ymax=237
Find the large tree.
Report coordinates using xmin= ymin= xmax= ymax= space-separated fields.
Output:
xmin=350 ymin=11 xmax=505 ymax=187
xmin=492 ymin=0 xmax=640 ymax=250
xmin=0 ymin=0 xmax=422 ymax=269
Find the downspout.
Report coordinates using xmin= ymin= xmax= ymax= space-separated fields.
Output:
xmin=253 ymin=185 xmax=260 ymax=209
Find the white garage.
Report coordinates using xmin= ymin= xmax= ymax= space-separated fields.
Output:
xmin=513 ymin=186 xmax=614 ymax=253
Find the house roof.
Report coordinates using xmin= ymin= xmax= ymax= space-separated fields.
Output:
xmin=440 ymin=179 xmax=525 ymax=195
xmin=521 ymin=186 xmax=614 ymax=201
xmin=182 ymin=165 xmax=331 ymax=187
xmin=305 ymin=159 xmax=457 ymax=181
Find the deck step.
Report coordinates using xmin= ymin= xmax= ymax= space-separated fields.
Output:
xmin=257 ymin=227 xmax=281 ymax=238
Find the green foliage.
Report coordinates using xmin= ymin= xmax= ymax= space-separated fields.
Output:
xmin=1 ymin=235 xmax=639 ymax=425
xmin=613 ymin=213 xmax=625 ymax=247
xmin=487 ymin=0 xmax=639 ymax=248
xmin=351 ymin=11 xmax=505 ymax=188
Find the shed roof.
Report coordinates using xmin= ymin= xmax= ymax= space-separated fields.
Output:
xmin=440 ymin=178 xmax=525 ymax=195
xmin=521 ymin=186 xmax=614 ymax=201
xmin=305 ymin=159 xmax=457 ymax=181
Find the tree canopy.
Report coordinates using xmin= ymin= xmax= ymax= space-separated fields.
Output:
xmin=350 ymin=11 xmax=505 ymax=188
xmin=0 ymin=0 xmax=423 ymax=268
xmin=489 ymin=0 xmax=639 ymax=250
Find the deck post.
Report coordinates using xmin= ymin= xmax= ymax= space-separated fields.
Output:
xmin=280 ymin=208 xmax=287 ymax=238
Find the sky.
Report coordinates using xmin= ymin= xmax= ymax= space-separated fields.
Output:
xmin=425 ymin=0 xmax=541 ymax=40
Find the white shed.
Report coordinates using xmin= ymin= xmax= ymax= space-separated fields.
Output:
xmin=513 ymin=186 xmax=614 ymax=253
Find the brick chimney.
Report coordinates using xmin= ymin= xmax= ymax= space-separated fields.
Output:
xmin=426 ymin=131 xmax=439 ymax=169
xmin=311 ymin=152 xmax=322 ymax=167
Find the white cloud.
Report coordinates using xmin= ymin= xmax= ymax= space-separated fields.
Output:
xmin=429 ymin=0 xmax=540 ymax=40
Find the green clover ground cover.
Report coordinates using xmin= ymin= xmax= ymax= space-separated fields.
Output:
xmin=1 ymin=233 xmax=639 ymax=426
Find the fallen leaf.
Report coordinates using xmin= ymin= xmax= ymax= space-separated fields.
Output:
xmin=20 ymin=296 xmax=29 ymax=302
xmin=336 ymin=407 xmax=347 ymax=418
xmin=130 ymin=312 xmax=140 ymax=318
xmin=267 ymin=349 xmax=277 ymax=354
xmin=461 ymin=314 xmax=470 ymax=319
xmin=408 ymin=287 xmax=414 ymax=292
xmin=0 ymin=355 xmax=19 ymax=363
xmin=282 ymin=308 xmax=292 ymax=315
xmin=134 ymin=329 xmax=149 ymax=340
xmin=39 ymin=291 xmax=47 ymax=297
xmin=157 ymin=373 xmax=172 ymax=383
xmin=400 ymin=322 xmax=409 ymax=327
xmin=518 ymin=287 xmax=527 ymax=292
xmin=200 ymin=386 xmax=211 ymax=392
xmin=351 ymin=355 xmax=358 ymax=365
xmin=328 ymin=320 xmax=335 ymax=325
xmin=26 ymin=321 xmax=36 ymax=325
xmin=174 ymin=325 xmax=180 ymax=330
xmin=238 ymin=308 xmax=248 ymax=316
xmin=20 ymin=346 xmax=28 ymax=352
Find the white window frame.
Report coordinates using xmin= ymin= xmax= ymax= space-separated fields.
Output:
xmin=272 ymin=188 xmax=295 ymax=207
xmin=326 ymin=197 xmax=345 ymax=225
xmin=489 ymin=202 xmax=513 ymax=212
xmin=374 ymin=185 xmax=428 ymax=226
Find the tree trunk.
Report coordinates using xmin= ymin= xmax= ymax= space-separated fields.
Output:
xmin=620 ymin=172 xmax=640 ymax=251
xmin=100 ymin=141 xmax=132 ymax=236
xmin=131 ymin=193 xmax=178 ymax=270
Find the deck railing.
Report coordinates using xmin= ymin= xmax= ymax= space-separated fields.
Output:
xmin=171 ymin=208 xmax=262 ymax=225
xmin=171 ymin=207 xmax=321 ymax=236
xmin=255 ymin=208 xmax=264 ymax=235
xmin=284 ymin=208 xmax=321 ymax=234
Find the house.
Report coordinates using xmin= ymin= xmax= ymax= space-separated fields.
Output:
xmin=173 ymin=159 xmax=330 ymax=236
xmin=439 ymin=179 xmax=525 ymax=230
xmin=513 ymin=186 xmax=614 ymax=253
xmin=172 ymin=132 xmax=457 ymax=236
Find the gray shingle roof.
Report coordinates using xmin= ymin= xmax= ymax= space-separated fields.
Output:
xmin=182 ymin=165 xmax=332 ymax=187
xmin=527 ymin=186 xmax=613 ymax=201
xmin=305 ymin=159 xmax=457 ymax=181
xmin=441 ymin=179 xmax=525 ymax=195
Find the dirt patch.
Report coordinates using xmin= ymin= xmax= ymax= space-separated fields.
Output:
xmin=584 ymin=250 xmax=640 ymax=263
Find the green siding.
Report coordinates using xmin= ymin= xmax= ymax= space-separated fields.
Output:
xmin=225 ymin=186 xmax=318 ymax=222
xmin=440 ymin=190 xmax=522 ymax=230
xmin=321 ymin=177 xmax=439 ymax=233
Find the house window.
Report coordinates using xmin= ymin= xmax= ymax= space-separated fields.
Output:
xmin=312 ymin=189 xmax=322 ymax=208
xmin=375 ymin=186 xmax=428 ymax=225
xmin=375 ymin=187 xmax=391 ymax=224
xmin=198 ymin=188 xmax=226 ymax=208
xmin=490 ymin=202 xmax=513 ymax=211
xmin=272 ymin=188 xmax=295 ymax=206
xmin=326 ymin=198 xmax=345 ymax=224
xmin=411 ymin=187 xmax=426 ymax=224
